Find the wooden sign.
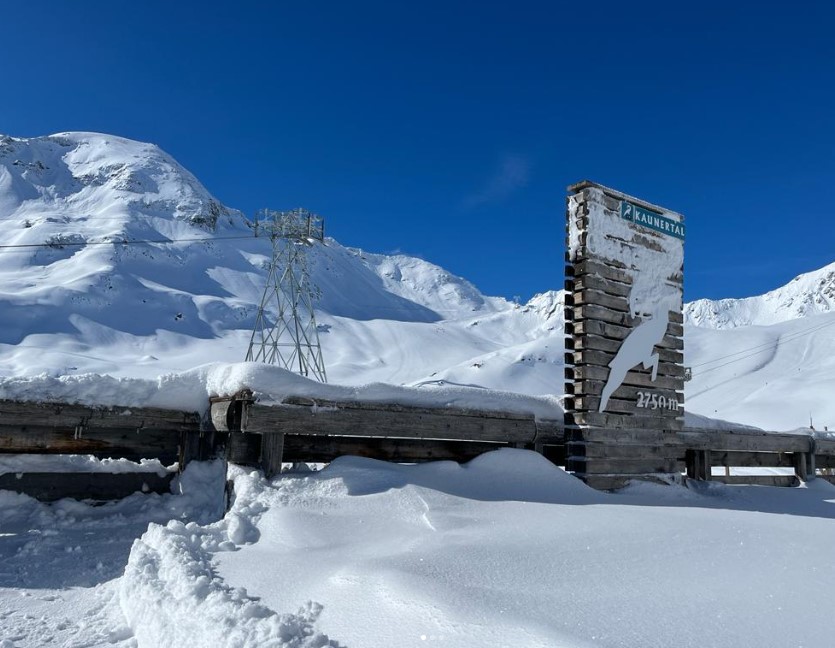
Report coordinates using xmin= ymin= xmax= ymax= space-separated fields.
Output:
xmin=564 ymin=181 xmax=685 ymax=487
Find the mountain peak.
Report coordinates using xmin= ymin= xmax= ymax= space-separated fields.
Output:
xmin=685 ymin=261 xmax=835 ymax=329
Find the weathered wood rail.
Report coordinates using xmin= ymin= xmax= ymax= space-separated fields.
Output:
xmin=211 ymin=392 xmax=565 ymax=477
xmin=2 ymin=393 xmax=835 ymax=500
xmin=0 ymin=398 xmax=209 ymax=500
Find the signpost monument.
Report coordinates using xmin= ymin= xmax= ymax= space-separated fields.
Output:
xmin=564 ymin=181 xmax=685 ymax=488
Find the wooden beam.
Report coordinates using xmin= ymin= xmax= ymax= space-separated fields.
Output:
xmin=260 ymin=432 xmax=284 ymax=478
xmin=567 ymin=457 xmax=680 ymax=475
xmin=282 ymin=435 xmax=514 ymax=464
xmin=0 ymin=399 xmax=200 ymax=431
xmin=709 ymin=451 xmax=796 ymax=468
xmin=572 ymin=319 xmax=683 ymax=350
xmin=565 ymin=411 xmax=683 ymax=430
xmin=678 ymin=429 xmax=812 ymax=453
xmin=232 ymin=400 xmax=564 ymax=445
xmin=569 ymin=442 xmax=682 ymax=461
xmin=710 ymin=475 xmax=800 ymax=487
xmin=570 ymin=363 xmax=685 ymax=386
xmin=0 ymin=471 xmax=176 ymax=501
xmin=574 ymin=332 xmax=683 ymax=355
xmin=0 ymin=424 xmax=182 ymax=464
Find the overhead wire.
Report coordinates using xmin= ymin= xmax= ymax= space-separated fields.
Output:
xmin=690 ymin=316 xmax=835 ymax=377
xmin=0 ymin=233 xmax=257 ymax=251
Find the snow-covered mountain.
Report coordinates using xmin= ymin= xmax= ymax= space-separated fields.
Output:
xmin=685 ymin=262 xmax=835 ymax=329
xmin=1 ymin=131 xmax=833 ymax=430
xmin=0 ymin=132 xmax=564 ymax=394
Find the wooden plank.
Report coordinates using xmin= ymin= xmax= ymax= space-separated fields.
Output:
xmin=572 ymin=259 xmax=633 ymax=286
xmin=573 ymin=319 xmax=683 ymax=350
xmin=709 ymin=451 xmax=796 ymax=468
xmin=677 ymin=429 xmax=812 ymax=453
xmin=814 ymin=438 xmax=835 ymax=455
xmin=568 ymin=442 xmax=682 ymax=460
xmin=281 ymin=396 xmax=536 ymax=421
xmin=567 ymin=457 xmax=680 ymax=475
xmin=574 ymin=289 xmax=630 ymax=312
xmin=566 ymin=410 xmax=683 ymax=430
xmin=710 ymin=475 xmax=800 ymax=487
xmin=569 ymin=348 xmax=684 ymax=368
xmin=567 ymin=427 xmax=683 ymax=447
xmin=573 ymin=273 xmax=631 ymax=298
xmin=572 ymin=258 xmax=683 ymax=290
xmin=0 ymin=400 xmax=200 ymax=431
xmin=0 ymin=424 xmax=182 ymax=464
xmin=533 ymin=420 xmax=565 ymax=444
xmin=282 ymin=435 xmax=512 ymax=464
xmin=572 ymin=366 xmax=683 ymax=390
xmin=571 ymin=380 xmax=682 ymax=404
xmin=573 ymin=290 xmax=686 ymax=327
xmin=574 ymin=332 xmax=683 ymax=354
xmin=243 ymin=402 xmax=545 ymax=444
xmin=571 ymin=304 xmax=636 ymax=327
xmin=572 ymin=394 xmax=682 ymax=417
xmin=571 ymin=305 xmax=684 ymax=337
xmin=0 ymin=471 xmax=176 ymax=501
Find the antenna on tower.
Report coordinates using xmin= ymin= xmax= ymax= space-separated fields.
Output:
xmin=246 ymin=208 xmax=327 ymax=382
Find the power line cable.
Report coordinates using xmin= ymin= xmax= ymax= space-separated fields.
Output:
xmin=0 ymin=234 xmax=255 ymax=250
xmin=691 ymin=317 xmax=835 ymax=369
xmin=692 ymin=317 xmax=835 ymax=377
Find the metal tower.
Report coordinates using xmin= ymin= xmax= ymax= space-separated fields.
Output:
xmin=246 ymin=208 xmax=327 ymax=382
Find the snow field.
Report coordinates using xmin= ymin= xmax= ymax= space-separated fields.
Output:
xmin=211 ymin=451 xmax=835 ymax=648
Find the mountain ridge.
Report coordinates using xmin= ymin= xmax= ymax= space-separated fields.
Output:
xmin=685 ymin=262 xmax=835 ymax=329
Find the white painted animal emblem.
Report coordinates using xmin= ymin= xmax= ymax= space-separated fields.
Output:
xmin=598 ymin=300 xmax=671 ymax=413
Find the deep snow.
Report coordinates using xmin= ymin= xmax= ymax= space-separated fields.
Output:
xmin=4 ymin=454 xmax=835 ymax=648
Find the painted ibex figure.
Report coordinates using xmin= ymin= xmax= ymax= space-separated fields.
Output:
xmin=598 ymin=294 xmax=676 ymax=413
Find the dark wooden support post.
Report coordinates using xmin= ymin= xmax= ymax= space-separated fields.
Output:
xmin=793 ymin=452 xmax=809 ymax=482
xmin=702 ymin=449 xmax=711 ymax=481
xmin=209 ymin=391 xmax=285 ymax=477
xmin=260 ymin=432 xmax=285 ymax=478
xmin=179 ymin=429 xmax=203 ymax=470
xmin=807 ymin=438 xmax=817 ymax=480
xmin=686 ymin=449 xmax=710 ymax=481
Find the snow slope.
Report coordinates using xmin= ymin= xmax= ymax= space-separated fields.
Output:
xmin=1 ymin=130 xmax=833 ymax=429
xmin=0 ymin=132 xmax=564 ymax=397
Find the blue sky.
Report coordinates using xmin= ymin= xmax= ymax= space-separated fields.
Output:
xmin=2 ymin=1 xmax=833 ymax=301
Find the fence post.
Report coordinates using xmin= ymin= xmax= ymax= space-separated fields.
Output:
xmin=793 ymin=452 xmax=809 ymax=482
xmin=686 ymin=449 xmax=710 ymax=481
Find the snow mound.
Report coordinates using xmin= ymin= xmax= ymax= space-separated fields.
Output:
xmin=120 ymin=463 xmax=339 ymax=648
xmin=0 ymin=362 xmax=564 ymax=420
xmin=320 ymin=449 xmax=601 ymax=504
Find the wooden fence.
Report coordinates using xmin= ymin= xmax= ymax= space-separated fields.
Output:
xmin=1 ymin=393 xmax=834 ymax=500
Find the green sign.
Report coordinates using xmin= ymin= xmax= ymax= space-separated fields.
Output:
xmin=620 ymin=200 xmax=685 ymax=240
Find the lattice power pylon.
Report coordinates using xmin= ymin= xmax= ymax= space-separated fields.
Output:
xmin=246 ymin=208 xmax=327 ymax=382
